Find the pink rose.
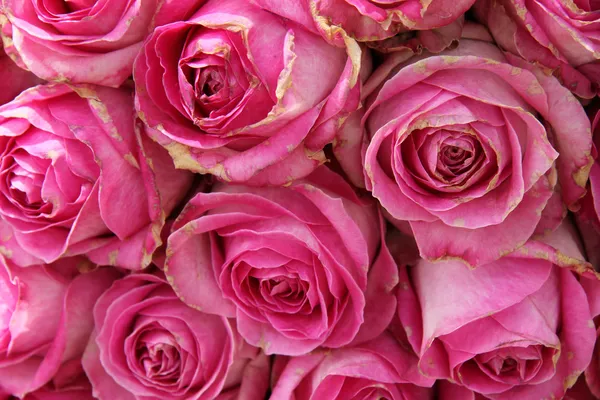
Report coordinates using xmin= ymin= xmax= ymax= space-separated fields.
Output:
xmin=0 ymin=255 xmax=118 ymax=397
xmin=134 ymin=0 xmax=364 ymax=186
xmin=583 ymin=261 xmax=600 ymax=398
xmin=0 ymin=0 xmax=205 ymax=87
xmin=339 ymin=28 xmax=593 ymax=268
xmin=17 ymin=362 xmax=95 ymax=400
xmin=396 ymin=221 xmax=600 ymax=399
xmin=565 ymin=376 xmax=599 ymax=400
xmin=475 ymin=0 xmax=600 ymax=98
xmin=576 ymin=109 xmax=600 ymax=270
xmin=82 ymin=272 xmax=270 ymax=400
xmin=0 ymin=27 xmax=41 ymax=106
xmin=253 ymin=0 xmax=472 ymax=43
xmin=165 ymin=166 xmax=398 ymax=355
xmin=0 ymin=84 xmax=192 ymax=269
xmin=270 ymin=332 xmax=433 ymax=399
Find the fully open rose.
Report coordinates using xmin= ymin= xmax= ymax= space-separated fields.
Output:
xmin=396 ymin=220 xmax=600 ymax=399
xmin=0 ymin=84 xmax=192 ymax=269
xmin=134 ymin=0 xmax=364 ymax=186
xmin=0 ymin=0 xmax=204 ymax=86
xmin=82 ymin=272 xmax=270 ymax=400
xmin=270 ymin=332 xmax=433 ymax=399
xmin=475 ymin=0 xmax=600 ymax=98
xmin=165 ymin=166 xmax=398 ymax=355
xmin=0 ymin=256 xmax=118 ymax=397
xmin=338 ymin=26 xmax=593 ymax=268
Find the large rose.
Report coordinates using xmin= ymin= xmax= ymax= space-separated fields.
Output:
xmin=82 ymin=272 xmax=270 ymax=400
xmin=134 ymin=0 xmax=364 ymax=186
xmin=396 ymin=220 xmax=600 ymax=399
xmin=475 ymin=0 xmax=600 ymax=98
xmin=270 ymin=332 xmax=433 ymax=399
xmin=0 ymin=255 xmax=118 ymax=397
xmin=338 ymin=27 xmax=593 ymax=268
xmin=0 ymin=24 xmax=41 ymax=106
xmin=252 ymin=0 xmax=472 ymax=43
xmin=165 ymin=166 xmax=398 ymax=355
xmin=0 ymin=0 xmax=204 ymax=87
xmin=0 ymin=84 xmax=192 ymax=269
xmin=576 ymin=108 xmax=600 ymax=270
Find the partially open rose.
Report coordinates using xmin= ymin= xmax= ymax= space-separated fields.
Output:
xmin=134 ymin=0 xmax=364 ymax=186
xmin=396 ymin=221 xmax=600 ymax=399
xmin=475 ymin=0 xmax=600 ymax=98
xmin=0 ymin=84 xmax=192 ymax=269
xmin=338 ymin=27 xmax=592 ymax=268
xmin=82 ymin=272 xmax=270 ymax=400
xmin=576 ymin=108 xmax=600 ymax=270
xmin=0 ymin=256 xmax=118 ymax=397
xmin=270 ymin=332 xmax=433 ymax=399
xmin=253 ymin=0 xmax=473 ymax=43
xmin=1 ymin=0 xmax=205 ymax=86
xmin=165 ymin=166 xmax=398 ymax=355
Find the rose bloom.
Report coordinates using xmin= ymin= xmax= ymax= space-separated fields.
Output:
xmin=134 ymin=0 xmax=364 ymax=186
xmin=338 ymin=25 xmax=593 ymax=268
xmin=82 ymin=272 xmax=270 ymax=400
xmin=0 ymin=84 xmax=192 ymax=269
xmin=475 ymin=0 xmax=600 ymax=98
xmin=0 ymin=0 xmax=205 ymax=87
xmin=576 ymin=108 xmax=600 ymax=270
xmin=165 ymin=166 xmax=398 ymax=355
xmin=0 ymin=363 xmax=96 ymax=400
xmin=396 ymin=220 xmax=600 ymax=399
xmin=0 ymin=26 xmax=41 ymax=106
xmin=253 ymin=0 xmax=473 ymax=43
xmin=584 ymin=260 xmax=600 ymax=398
xmin=270 ymin=332 xmax=433 ymax=399
xmin=0 ymin=255 xmax=118 ymax=397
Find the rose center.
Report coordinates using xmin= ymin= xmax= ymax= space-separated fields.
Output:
xmin=8 ymin=171 xmax=43 ymax=208
xmin=355 ymin=385 xmax=392 ymax=400
xmin=368 ymin=0 xmax=406 ymax=8
xmin=500 ymin=357 xmax=517 ymax=373
xmin=62 ymin=0 xmax=96 ymax=12
xmin=136 ymin=338 xmax=181 ymax=383
xmin=199 ymin=70 xmax=224 ymax=97
xmin=3 ymin=158 xmax=48 ymax=213
xmin=434 ymin=134 xmax=484 ymax=183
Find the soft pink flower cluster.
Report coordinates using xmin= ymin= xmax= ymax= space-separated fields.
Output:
xmin=0 ymin=0 xmax=599 ymax=399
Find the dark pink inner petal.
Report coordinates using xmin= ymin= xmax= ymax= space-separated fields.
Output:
xmin=135 ymin=328 xmax=182 ymax=385
xmin=474 ymin=345 xmax=544 ymax=385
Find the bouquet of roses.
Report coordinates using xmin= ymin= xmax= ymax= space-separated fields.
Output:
xmin=0 ymin=0 xmax=599 ymax=399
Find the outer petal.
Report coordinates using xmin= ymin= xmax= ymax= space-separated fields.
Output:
xmin=410 ymin=175 xmax=555 ymax=267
